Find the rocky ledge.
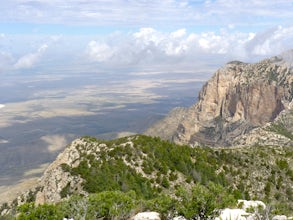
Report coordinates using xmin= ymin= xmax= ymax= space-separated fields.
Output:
xmin=146 ymin=52 xmax=293 ymax=147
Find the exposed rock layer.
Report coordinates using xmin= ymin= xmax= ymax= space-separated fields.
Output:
xmin=35 ymin=139 xmax=87 ymax=204
xmin=145 ymin=53 xmax=293 ymax=146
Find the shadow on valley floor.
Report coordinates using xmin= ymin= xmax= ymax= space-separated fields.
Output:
xmin=0 ymin=95 xmax=200 ymax=186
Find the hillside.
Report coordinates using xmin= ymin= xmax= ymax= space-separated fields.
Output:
xmin=145 ymin=52 xmax=293 ymax=147
xmin=1 ymin=52 xmax=293 ymax=219
xmin=1 ymin=135 xmax=292 ymax=219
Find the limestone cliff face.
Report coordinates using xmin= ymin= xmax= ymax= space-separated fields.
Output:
xmin=146 ymin=53 xmax=293 ymax=146
xmin=35 ymin=139 xmax=87 ymax=204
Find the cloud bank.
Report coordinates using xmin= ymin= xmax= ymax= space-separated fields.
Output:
xmin=1 ymin=27 xmax=293 ymax=73
xmin=0 ymin=26 xmax=293 ymax=72
xmin=0 ymin=1 xmax=292 ymax=73
xmin=84 ymin=26 xmax=293 ymax=71
xmin=1 ymin=0 xmax=292 ymax=29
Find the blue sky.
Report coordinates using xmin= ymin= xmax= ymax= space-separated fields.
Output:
xmin=1 ymin=0 xmax=293 ymax=74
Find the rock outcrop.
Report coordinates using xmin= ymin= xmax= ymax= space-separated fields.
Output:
xmin=215 ymin=200 xmax=267 ymax=220
xmin=146 ymin=52 xmax=293 ymax=146
xmin=2 ymin=134 xmax=292 ymax=218
xmin=35 ymin=139 xmax=88 ymax=204
xmin=131 ymin=212 xmax=161 ymax=220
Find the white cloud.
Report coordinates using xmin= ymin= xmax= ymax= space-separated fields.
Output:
xmin=133 ymin=28 xmax=164 ymax=47
xmin=1 ymin=0 xmax=293 ymax=29
xmin=1 ymin=26 xmax=293 ymax=74
xmin=14 ymin=44 xmax=48 ymax=69
xmin=82 ymin=25 xmax=293 ymax=71
xmin=170 ymin=29 xmax=186 ymax=39
xmin=247 ymin=26 xmax=293 ymax=56
xmin=0 ymin=1 xmax=192 ymax=26
xmin=0 ymin=1 xmax=292 ymax=74
xmin=86 ymin=41 xmax=115 ymax=62
xmin=84 ymin=28 xmax=243 ymax=66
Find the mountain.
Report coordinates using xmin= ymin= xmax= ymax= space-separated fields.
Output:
xmin=1 ymin=52 xmax=293 ymax=219
xmin=145 ymin=52 xmax=293 ymax=147
xmin=1 ymin=135 xmax=292 ymax=219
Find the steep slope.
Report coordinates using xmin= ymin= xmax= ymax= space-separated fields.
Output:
xmin=145 ymin=52 xmax=293 ymax=146
xmin=2 ymin=135 xmax=292 ymax=218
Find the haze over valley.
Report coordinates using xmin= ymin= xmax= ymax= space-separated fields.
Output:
xmin=0 ymin=1 xmax=293 ymax=218
xmin=0 ymin=70 xmax=206 ymax=186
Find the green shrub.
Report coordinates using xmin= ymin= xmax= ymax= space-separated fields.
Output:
xmin=145 ymin=194 xmax=175 ymax=218
xmin=176 ymin=182 xmax=236 ymax=219
xmin=87 ymin=191 xmax=137 ymax=220
xmin=16 ymin=203 xmax=62 ymax=220
xmin=276 ymin=159 xmax=289 ymax=170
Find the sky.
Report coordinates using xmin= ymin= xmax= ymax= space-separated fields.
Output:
xmin=1 ymin=0 xmax=293 ymax=74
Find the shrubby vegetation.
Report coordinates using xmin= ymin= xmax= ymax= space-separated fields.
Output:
xmin=14 ymin=184 xmax=235 ymax=220
xmin=66 ymin=135 xmax=233 ymax=198
xmin=175 ymin=182 xmax=235 ymax=219
xmin=1 ymin=135 xmax=292 ymax=219
xmin=268 ymin=122 xmax=293 ymax=140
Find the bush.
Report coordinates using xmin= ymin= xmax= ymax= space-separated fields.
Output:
xmin=145 ymin=194 xmax=175 ymax=218
xmin=16 ymin=203 xmax=62 ymax=220
xmin=276 ymin=159 xmax=289 ymax=170
xmin=87 ymin=191 xmax=137 ymax=219
xmin=175 ymin=182 xmax=236 ymax=219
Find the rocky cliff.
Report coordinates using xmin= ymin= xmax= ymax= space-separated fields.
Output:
xmin=1 ymin=51 xmax=293 ymax=219
xmin=145 ymin=52 xmax=293 ymax=146
xmin=34 ymin=139 xmax=87 ymax=204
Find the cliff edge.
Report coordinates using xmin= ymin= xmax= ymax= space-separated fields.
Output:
xmin=145 ymin=52 xmax=293 ymax=146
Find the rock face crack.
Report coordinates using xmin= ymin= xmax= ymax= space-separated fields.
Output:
xmin=145 ymin=54 xmax=293 ymax=147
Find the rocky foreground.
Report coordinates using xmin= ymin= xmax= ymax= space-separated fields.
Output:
xmin=1 ymin=135 xmax=292 ymax=219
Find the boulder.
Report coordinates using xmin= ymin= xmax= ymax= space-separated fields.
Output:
xmin=131 ymin=212 xmax=161 ymax=220
xmin=237 ymin=199 xmax=266 ymax=211
xmin=173 ymin=216 xmax=187 ymax=220
xmin=273 ymin=215 xmax=288 ymax=220
xmin=215 ymin=208 xmax=250 ymax=220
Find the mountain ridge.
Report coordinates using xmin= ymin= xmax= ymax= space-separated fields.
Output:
xmin=1 ymin=135 xmax=292 ymax=219
xmin=1 ymin=51 xmax=293 ymax=219
xmin=145 ymin=53 xmax=293 ymax=147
